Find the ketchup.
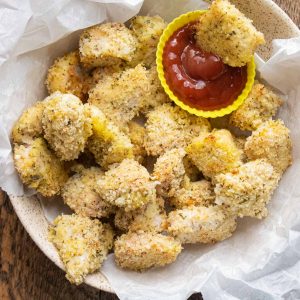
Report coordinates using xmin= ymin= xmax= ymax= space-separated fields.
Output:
xmin=163 ymin=22 xmax=248 ymax=111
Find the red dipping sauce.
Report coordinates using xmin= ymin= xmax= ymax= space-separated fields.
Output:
xmin=163 ymin=22 xmax=248 ymax=111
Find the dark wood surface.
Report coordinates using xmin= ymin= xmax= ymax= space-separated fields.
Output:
xmin=0 ymin=1 xmax=299 ymax=300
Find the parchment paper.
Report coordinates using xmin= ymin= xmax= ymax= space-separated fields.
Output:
xmin=0 ymin=1 xmax=300 ymax=299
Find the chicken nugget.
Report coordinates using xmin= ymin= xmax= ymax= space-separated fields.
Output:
xmin=229 ymin=83 xmax=283 ymax=131
xmin=49 ymin=214 xmax=114 ymax=284
xmin=153 ymin=148 xmax=186 ymax=197
xmin=87 ymin=105 xmax=134 ymax=169
xmin=62 ymin=167 xmax=114 ymax=218
xmin=114 ymin=231 xmax=182 ymax=271
xmin=42 ymin=92 xmax=92 ymax=161
xmin=129 ymin=15 xmax=167 ymax=67
xmin=126 ymin=121 xmax=147 ymax=164
xmin=45 ymin=51 xmax=87 ymax=100
xmin=170 ymin=179 xmax=215 ymax=209
xmin=186 ymin=129 xmax=242 ymax=179
xmin=12 ymin=101 xmax=44 ymax=144
xmin=215 ymin=159 xmax=281 ymax=219
xmin=194 ymin=0 xmax=265 ymax=67
xmin=79 ymin=22 xmax=137 ymax=68
xmin=14 ymin=138 xmax=68 ymax=196
xmin=96 ymin=159 xmax=156 ymax=211
xmin=115 ymin=197 xmax=167 ymax=233
xmin=144 ymin=104 xmax=211 ymax=156
xmin=244 ymin=120 xmax=292 ymax=174
xmin=88 ymin=64 xmax=151 ymax=127
xmin=167 ymin=205 xmax=237 ymax=244
xmin=183 ymin=156 xmax=202 ymax=182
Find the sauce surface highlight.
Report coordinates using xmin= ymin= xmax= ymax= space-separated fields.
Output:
xmin=163 ymin=23 xmax=247 ymax=111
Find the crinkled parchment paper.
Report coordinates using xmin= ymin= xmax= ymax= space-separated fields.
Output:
xmin=0 ymin=1 xmax=300 ymax=299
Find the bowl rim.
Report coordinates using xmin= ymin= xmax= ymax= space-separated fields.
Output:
xmin=8 ymin=0 xmax=300 ymax=295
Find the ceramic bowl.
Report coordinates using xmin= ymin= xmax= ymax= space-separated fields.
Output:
xmin=9 ymin=0 xmax=300 ymax=293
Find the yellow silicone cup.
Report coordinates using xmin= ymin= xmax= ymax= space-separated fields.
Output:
xmin=156 ymin=10 xmax=256 ymax=118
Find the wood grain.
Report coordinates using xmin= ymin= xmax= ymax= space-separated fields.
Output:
xmin=0 ymin=1 xmax=298 ymax=300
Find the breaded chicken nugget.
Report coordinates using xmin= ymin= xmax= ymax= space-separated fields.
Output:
xmin=167 ymin=205 xmax=237 ymax=244
xmin=12 ymin=101 xmax=44 ymax=144
xmin=144 ymin=104 xmax=211 ymax=156
xmin=88 ymin=64 xmax=151 ymax=126
xmin=233 ymin=136 xmax=247 ymax=162
xmin=42 ymin=92 xmax=92 ymax=161
xmin=14 ymin=138 xmax=68 ymax=196
xmin=186 ymin=129 xmax=242 ymax=179
xmin=87 ymin=105 xmax=134 ymax=169
xmin=97 ymin=159 xmax=156 ymax=211
xmin=129 ymin=15 xmax=167 ymax=67
xmin=142 ymin=66 xmax=171 ymax=113
xmin=49 ymin=214 xmax=114 ymax=284
xmin=62 ymin=167 xmax=114 ymax=218
xmin=244 ymin=120 xmax=292 ymax=174
xmin=170 ymin=178 xmax=215 ymax=209
xmin=194 ymin=0 xmax=265 ymax=67
xmin=79 ymin=23 xmax=137 ymax=69
xmin=45 ymin=51 xmax=87 ymax=100
xmin=115 ymin=197 xmax=167 ymax=233
xmin=114 ymin=231 xmax=182 ymax=271
xmin=127 ymin=121 xmax=147 ymax=164
xmin=229 ymin=83 xmax=283 ymax=131
xmin=183 ymin=156 xmax=202 ymax=182
xmin=153 ymin=148 xmax=186 ymax=197
xmin=215 ymin=159 xmax=281 ymax=219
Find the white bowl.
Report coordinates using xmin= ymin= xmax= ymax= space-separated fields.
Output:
xmin=9 ymin=0 xmax=300 ymax=294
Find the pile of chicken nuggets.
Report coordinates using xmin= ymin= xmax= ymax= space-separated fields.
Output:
xmin=12 ymin=0 xmax=292 ymax=285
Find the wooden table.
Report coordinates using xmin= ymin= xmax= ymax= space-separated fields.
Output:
xmin=0 ymin=1 xmax=299 ymax=299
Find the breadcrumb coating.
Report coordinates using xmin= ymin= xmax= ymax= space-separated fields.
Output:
xmin=233 ymin=136 xmax=247 ymax=162
xmin=144 ymin=104 xmax=211 ymax=156
xmin=12 ymin=101 xmax=44 ymax=144
xmin=97 ymin=159 xmax=156 ymax=211
xmin=88 ymin=64 xmax=151 ymax=126
xmin=79 ymin=23 xmax=137 ymax=68
xmin=129 ymin=15 xmax=167 ymax=67
xmin=153 ymin=148 xmax=186 ymax=197
xmin=87 ymin=105 xmax=134 ymax=169
xmin=245 ymin=120 xmax=292 ymax=174
xmin=49 ymin=214 xmax=114 ymax=284
xmin=142 ymin=66 xmax=171 ymax=113
xmin=183 ymin=156 xmax=202 ymax=182
xmin=114 ymin=231 xmax=182 ymax=271
xmin=167 ymin=205 xmax=237 ymax=244
xmin=115 ymin=197 xmax=167 ymax=233
xmin=42 ymin=92 xmax=92 ymax=161
xmin=229 ymin=83 xmax=283 ymax=130
xmin=14 ymin=138 xmax=68 ymax=196
xmin=186 ymin=129 xmax=242 ymax=179
xmin=170 ymin=178 xmax=215 ymax=209
xmin=62 ymin=167 xmax=114 ymax=218
xmin=45 ymin=51 xmax=87 ymax=100
xmin=215 ymin=159 xmax=281 ymax=219
xmin=127 ymin=121 xmax=147 ymax=164
xmin=194 ymin=0 xmax=265 ymax=67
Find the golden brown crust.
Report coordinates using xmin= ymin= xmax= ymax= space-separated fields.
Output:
xmin=14 ymin=138 xmax=68 ymax=196
xmin=48 ymin=214 xmax=114 ymax=284
xmin=144 ymin=104 xmax=211 ymax=156
xmin=79 ymin=23 xmax=137 ymax=68
xmin=167 ymin=205 xmax=237 ymax=244
xmin=194 ymin=0 xmax=265 ymax=67
xmin=42 ymin=92 xmax=92 ymax=161
xmin=229 ymin=83 xmax=283 ymax=131
xmin=114 ymin=231 xmax=182 ymax=271
xmin=214 ymin=159 xmax=281 ymax=219
xmin=186 ymin=129 xmax=242 ymax=179
xmin=96 ymin=159 xmax=156 ymax=211
xmin=244 ymin=120 xmax=292 ymax=174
